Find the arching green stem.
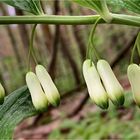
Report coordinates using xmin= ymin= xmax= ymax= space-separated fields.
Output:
xmin=136 ymin=32 xmax=140 ymax=57
xmin=28 ymin=24 xmax=38 ymax=70
xmin=90 ymin=17 xmax=101 ymax=60
xmin=86 ymin=17 xmax=101 ymax=64
xmin=130 ymin=32 xmax=140 ymax=64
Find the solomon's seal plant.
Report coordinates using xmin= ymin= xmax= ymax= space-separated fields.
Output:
xmin=0 ymin=0 xmax=139 ymax=139
xmin=83 ymin=59 xmax=108 ymax=109
xmin=83 ymin=11 xmax=124 ymax=108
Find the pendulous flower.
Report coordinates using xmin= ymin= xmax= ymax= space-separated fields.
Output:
xmin=35 ymin=65 xmax=60 ymax=107
xmin=83 ymin=59 xmax=108 ymax=109
xmin=26 ymin=72 xmax=48 ymax=112
xmin=127 ymin=64 xmax=140 ymax=107
xmin=97 ymin=59 xmax=124 ymax=106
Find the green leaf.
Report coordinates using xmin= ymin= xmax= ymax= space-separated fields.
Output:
xmin=123 ymin=0 xmax=140 ymax=14
xmin=0 ymin=86 xmax=38 ymax=139
xmin=0 ymin=0 xmax=43 ymax=15
xmin=74 ymin=0 xmax=99 ymax=11
xmin=74 ymin=0 xmax=112 ymax=22
xmin=107 ymin=0 xmax=140 ymax=14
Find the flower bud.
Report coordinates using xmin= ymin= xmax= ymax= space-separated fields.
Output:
xmin=83 ymin=59 xmax=108 ymax=109
xmin=97 ymin=59 xmax=124 ymax=106
xmin=0 ymin=83 xmax=5 ymax=104
xmin=26 ymin=72 xmax=48 ymax=112
xmin=35 ymin=65 xmax=60 ymax=106
xmin=127 ymin=64 xmax=140 ymax=107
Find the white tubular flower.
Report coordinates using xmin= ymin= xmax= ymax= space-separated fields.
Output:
xmin=0 ymin=83 xmax=5 ymax=104
xmin=83 ymin=59 xmax=108 ymax=109
xmin=35 ymin=65 xmax=60 ymax=107
xmin=97 ymin=59 xmax=124 ymax=106
xmin=127 ymin=64 xmax=140 ymax=107
xmin=26 ymin=72 xmax=48 ymax=112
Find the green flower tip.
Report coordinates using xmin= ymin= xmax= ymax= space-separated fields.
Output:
xmin=26 ymin=72 xmax=48 ymax=112
xmin=53 ymin=97 xmax=60 ymax=107
xmin=35 ymin=65 xmax=60 ymax=107
xmin=111 ymin=93 xmax=125 ymax=107
xmin=0 ymin=83 xmax=5 ymax=104
xmin=96 ymin=98 xmax=109 ymax=110
xmin=127 ymin=64 xmax=140 ymax=107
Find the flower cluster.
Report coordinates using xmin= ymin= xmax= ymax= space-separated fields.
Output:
xmin=83 ymin=59 xmax=124 ymax=109
xmin=26 ymin=65 xmax=60 ymax=112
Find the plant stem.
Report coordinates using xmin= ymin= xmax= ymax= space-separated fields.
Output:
xmin=0 ymin=14 xmax=139 ymax=26
xmin=130 ymin=36 xmax=138 ymax=64
xmin=28 ymin=24 xmax=38 ymax=70
xmin=86 ymin=17 xmax=101 ymax=62
xmin=100 ymin=0 xmax=112 ymax=22
xmin=136 ymin=32 xmax=140 ymax=57
xmin=90 ymin=17 xmax=101 ymax=60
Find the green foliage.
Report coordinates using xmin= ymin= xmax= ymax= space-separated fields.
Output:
xmin=1 ymin=0 xmax=43 ymax=15
xmin=107 ymin=0 xmax=140 ymax=14
xmin=0 ymin=86 xmax=37 ymax=139
xmin=74 ymin=0 xmax=111 ymax=22
xmin=74 ymin=0 xmax=103 ymax=12
xmin=74 ymin=0 xmax=140 ymax=16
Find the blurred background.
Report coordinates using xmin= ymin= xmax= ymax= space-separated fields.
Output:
xmin=0 ymin=0 xmax=140 ymax=139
